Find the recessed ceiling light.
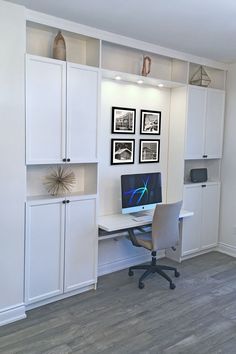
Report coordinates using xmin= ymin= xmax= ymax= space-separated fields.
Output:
xmin=115 ymin=75 xmax=121 ymax=80
xmin=158 ymin=83 xmax=164 ymax=87
xmin=137 ymin=80 xmax=143 ymax=84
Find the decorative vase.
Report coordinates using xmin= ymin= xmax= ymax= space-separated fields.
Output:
xmin=53 ymin=31 xmax=66 ymax=61
xmin=141 ymin=56 xmax=151 ymax=76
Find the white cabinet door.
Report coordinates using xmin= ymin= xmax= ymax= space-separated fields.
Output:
xmin=205 ymin=89 xmax=225 ymax=158
xmin=201 ymin=183 xmax=220 ymax=249
xmin=185 ymin=86 xmax=206 ymax=159
xmin=67 ymin=63 xmax=98 ymax=162
xmin=182 ymin=185 xmax=202 ymax=256
xmin=25 ymin=200 xmax=65 ymax=304
xmin=64 ymin=198 xmax=97 ymax=292
xmin=26 ymin=55 xmax=66 ymax=164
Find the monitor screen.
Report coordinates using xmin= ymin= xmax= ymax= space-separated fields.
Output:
xmin=121 ymin=172 xmax=162 ymax=214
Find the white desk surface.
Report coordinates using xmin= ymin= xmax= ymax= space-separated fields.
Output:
xmin=98 ymin=209 xmax=193 ymax=233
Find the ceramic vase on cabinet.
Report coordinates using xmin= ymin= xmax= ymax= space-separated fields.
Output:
xmin=53 ymin=31 xmax=66 ymax=61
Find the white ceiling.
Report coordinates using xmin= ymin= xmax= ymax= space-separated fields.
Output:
xmin=6 ymin=0 xmax=236 ymax=63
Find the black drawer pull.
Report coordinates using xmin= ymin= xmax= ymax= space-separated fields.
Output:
xmin=202 ymin=184 xmax=206 ymax=188
xmin=202 ymin=155 xmax=208 ymax=158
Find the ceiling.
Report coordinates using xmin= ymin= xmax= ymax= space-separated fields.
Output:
xmin=6 ymin=0 xmax=236 ymax=63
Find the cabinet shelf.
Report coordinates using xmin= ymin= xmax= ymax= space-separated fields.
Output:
xmin=189 ymin=63 xmax=226 ymax=90
xmin=27 ymin=193 xmax=97 ymax=204
xmin=27 ymin=163 xmax=97 ymax=199
xmin=102 ymin=41 xmax=188 ymax=84
xmin=102 ymin=69 xmax=186 ymax=89
xmin=184 ymin=181 xmax=220 ymax=187
xmin=27 ymin=21 xmax=100 ymax=67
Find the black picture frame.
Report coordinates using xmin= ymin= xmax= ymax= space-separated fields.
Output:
xmin=140 ymin=110 xmax=161 ymax=135
xmin=111 ymin=139 xmax=135 ymax=165
xmin=112 ymin=107 xmax=136 ymax=134
xmin=139 ymin=139 xmax=160 ymax=163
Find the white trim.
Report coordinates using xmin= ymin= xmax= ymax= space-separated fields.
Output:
xmin=180 ymin=247 xmax=218 ymax=261
xmin=26 ymin=9 xmax=228 ymax=71
xmin=217 ymin=242 xmax=236 ymax=258
xmin=98 ymin=251 xmax=165 ymax=276
xmin=26 ymin=284 xmax=95 ymax=311
xmin=0 ymin=305 xmax=26 ymax=327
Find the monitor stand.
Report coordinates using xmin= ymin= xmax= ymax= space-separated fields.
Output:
xmin=130 ymin=211 xmax=150 ymax=218
xmin=130 ymin=210 xmax=153 ymax=222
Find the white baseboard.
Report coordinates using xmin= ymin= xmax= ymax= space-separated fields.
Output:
xmin=26 ymin=284 xmax=95 ymax=311
xmin=98 ymin=250 xmax=165 ymax=276
xmin=217 ymin=242 xmax=236 ymax=258
xmin=0 ymin=304 xmax=26 ymax=327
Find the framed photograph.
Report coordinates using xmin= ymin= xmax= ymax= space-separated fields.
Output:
xmin=111 ymin=139 xmax=135 ymax=165
xmin=140 ymin=110 xmax=161 ymax=135
xmin=139 ymin=139 xmax=160 ymax=163
xmin=112 ymin=107 xmax=136 ymax=134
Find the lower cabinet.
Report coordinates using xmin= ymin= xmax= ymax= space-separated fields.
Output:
xmin=182 ymin=182 xmax=220 ymax=257
xmin=25 ymin=196 xmax=97 ymax=305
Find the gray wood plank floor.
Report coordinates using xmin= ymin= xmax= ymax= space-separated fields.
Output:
xmin=1 ymin=252 xmax=236 ymax=354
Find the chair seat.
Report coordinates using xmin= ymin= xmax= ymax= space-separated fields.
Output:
xmin=136 ymin=238 xmax=153 ymax=250
xmin=134 ymin=231 xmax=153 ymax=250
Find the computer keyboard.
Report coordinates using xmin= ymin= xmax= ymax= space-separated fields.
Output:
xmin=132 ymin=215 xmax=152 ymax=223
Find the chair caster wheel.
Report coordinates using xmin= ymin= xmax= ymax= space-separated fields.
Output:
xmin=139 ymin=282 xmax=145 ymax=289
xmin=175 ymin=271 xmax=180 ymax=278
xmin=128 ymin=270 xmax=134 ymax=277
xmin=170 ymin=283 xmax=176 ymax=290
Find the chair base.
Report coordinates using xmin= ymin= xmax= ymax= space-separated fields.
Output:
xmin=128 ymin=251 xmax=180 ymax=289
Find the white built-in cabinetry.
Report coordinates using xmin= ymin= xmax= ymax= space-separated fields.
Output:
xmin=185 ymin=86 xmax=225 ymax=159
xmin=167 ymin=182 xmax=220 ymax=261
xmin=25 ymin=26 xmax=100 ymax=308
xmin=26 ymin=55 xmax=98 ymax=164
xmin=182 ymin=182 xmax=220 ymax=256
xmin=24 ymin=20 xmax=226 ymax=304
xmin=25 ymin=196 xmax=97 ymax=305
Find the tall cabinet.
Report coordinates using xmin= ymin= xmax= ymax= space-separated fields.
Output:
xmin=25 ymin=28 xmax=100 ymax=307
xmin=168 ymin=64 xmax=225 ymax=262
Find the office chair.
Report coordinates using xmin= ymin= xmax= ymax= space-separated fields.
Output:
xmin=128 ymin=201 xmax=182 ymax=290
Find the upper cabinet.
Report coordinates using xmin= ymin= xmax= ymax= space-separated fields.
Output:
xmin=26 ymin=55 xmax=99 ymax=164
xmin=185 ymin=86 xmax=225 ymax=159
xmin=66 ymin=63 xmax=98 ymax=162
xmin=26 ymin=55 xmax=66 ymax=164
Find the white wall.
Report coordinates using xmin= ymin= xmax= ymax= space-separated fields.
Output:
xmin=99 ymin=80 xmax=171 ymax=215
xmin=0 ymin=0 xmax=26 ymax=325
xmin=219 ymin=63 xmax=236 ymax=254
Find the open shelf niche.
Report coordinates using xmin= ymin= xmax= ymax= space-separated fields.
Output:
xmin=26 ymin=21 xmax=100 ymax=67
xmin=101 ymin=41 xmax=188 ymax=85
xmin=184 ymin=159 xmax=221 ymax=185
xmin=189 ymin=62 xmax=226 ymax=90
xmin=27 ymin=163 xmax=97 ymax=200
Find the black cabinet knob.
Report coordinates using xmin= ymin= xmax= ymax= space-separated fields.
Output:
xmin=62 ymin=200 xmax=66 ymax=204
xmin=66 ymin=200 xmax=70 ymax=203
xmin=67 ymin=158 xmax=71 ymax=162
xmin=62 ymin=158 xmax=66 ymax=162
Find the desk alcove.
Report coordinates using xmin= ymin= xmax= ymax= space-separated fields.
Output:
xmin=98 ymin=209 xmax=193 ymax=275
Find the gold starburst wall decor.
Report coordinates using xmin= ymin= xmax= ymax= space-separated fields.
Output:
xmin=44 ymin=166 xmax=76 ymax=196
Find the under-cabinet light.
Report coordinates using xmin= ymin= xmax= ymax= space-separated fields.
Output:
xmin=137 ymin=80 xmax=143 ymax=84
xmin=158 ymin=83 xmax=164 ymax=87
xmin=115 ymin=75 xmax=122 ymax=80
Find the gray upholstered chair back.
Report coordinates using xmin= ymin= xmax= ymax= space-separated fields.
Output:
xmin=152 ymin=201 xmax=182 ymax=251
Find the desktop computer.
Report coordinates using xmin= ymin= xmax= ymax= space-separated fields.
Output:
xmin=121 ymin=172 xmax=162 ymax=221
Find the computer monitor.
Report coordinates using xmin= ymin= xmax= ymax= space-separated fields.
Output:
xmin=121 ymin=172 xmax=162 ymax=214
